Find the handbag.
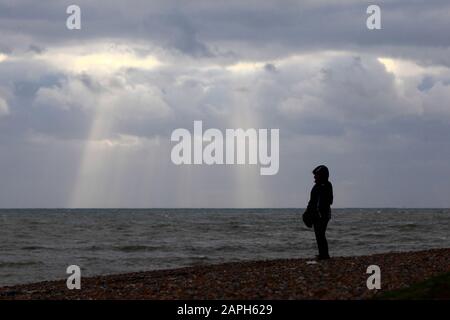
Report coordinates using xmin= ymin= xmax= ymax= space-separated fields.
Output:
xmin=302 ymin=210 xmax=313 ymax=228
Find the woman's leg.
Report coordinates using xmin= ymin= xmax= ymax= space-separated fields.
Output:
xmin=313 ymin=218 xmax=330 ymax=258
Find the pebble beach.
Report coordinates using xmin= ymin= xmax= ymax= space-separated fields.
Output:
xmin=0 ymin=248 xmax=448 ymax=300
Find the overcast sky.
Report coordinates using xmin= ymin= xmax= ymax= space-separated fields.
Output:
xmin=1 ymin=0 xmax=450 ymax=208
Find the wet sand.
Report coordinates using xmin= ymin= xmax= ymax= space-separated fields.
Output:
xmin=0 ymin=248 xmax=448 ymax=300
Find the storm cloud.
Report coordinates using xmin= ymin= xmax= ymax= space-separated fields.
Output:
xmin=0 ymin=0 xmax=450 ymax=208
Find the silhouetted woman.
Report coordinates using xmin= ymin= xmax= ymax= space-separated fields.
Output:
xmin=306 ymin=165 xmax=333 ymax=260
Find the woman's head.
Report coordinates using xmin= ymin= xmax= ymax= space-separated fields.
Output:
xmin=313 ymin=165 xmax=329 ymax=183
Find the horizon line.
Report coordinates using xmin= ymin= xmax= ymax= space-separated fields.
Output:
xmin=0 ymin=207 xmax=449 ymax=210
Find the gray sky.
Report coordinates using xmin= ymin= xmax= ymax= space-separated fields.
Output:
xmin=1 ymin=0 xmax=450 ymax=208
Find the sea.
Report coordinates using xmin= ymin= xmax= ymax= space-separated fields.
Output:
xmin=0 ymin=208 xmax=449 ymax=287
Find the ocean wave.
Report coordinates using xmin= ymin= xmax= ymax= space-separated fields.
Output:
xmin=113 ymin=245 xmax=161 ymax=252
xmin=0 ymin=261 xmax=42 ymax=268
xmin=187 ymin=255 xmax=212 ymax=266
xmin=20 ymin=245 xmax=57 ymax=251
xmin=394 ymin=223 xmax=420 ymax=231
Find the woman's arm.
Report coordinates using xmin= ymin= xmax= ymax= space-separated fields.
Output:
xmin=306 ymin=185 xmax=319 ymax=214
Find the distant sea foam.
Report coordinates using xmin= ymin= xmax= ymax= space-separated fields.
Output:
xmin=0 ymin=208 xmax=449 ymax=286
